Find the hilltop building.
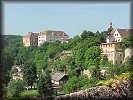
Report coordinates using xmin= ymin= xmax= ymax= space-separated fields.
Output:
xmin=100 ymin=22 xmax=133 ymax=64
xmin=23 ymin=30 xmax=69 ymax=47
xmin=38 ymin=30 xmax=69 ymax=46
xmin=23 ymin=32 xmax=39 ymax=47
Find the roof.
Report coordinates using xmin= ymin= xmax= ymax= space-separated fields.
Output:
xmin=39 ymin=30 xmax=68 ymax=36
xmin=110 ymin=29 xmax=133 ymax=37
xmin=109 ymin=29 xmax=116 ymax=35
xmin=117 ymin=29 xmax=130 ymax=37
xmin=23 ymin=32 xmax=39 ymax=37
xmin=51 ymin=72 xmax=67 ymax=81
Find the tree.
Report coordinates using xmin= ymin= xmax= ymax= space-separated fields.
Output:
xmin=37 ymin=69 xmax=53 ymax=97
xmin=7 ymin=79 xmax=24 ymax=97
xmin=64 ymin=75 xmax=90 ymax=93
xmin=68 ymin=35 xmax=81 ymax=48
xmin=74 ymin=42 xmax=86 ymax=68
xmin=125 ymin=56 xmax=133 ymax=72
xmin=121 ymin=35 xmax=133 ymax=49
xmin=85 ymin=46 xmax=101 ymax=67
xmin=64 ymin=76 xmax=78 ymax=93
xmin=81 ymin=30 xmax=94 ymax=40
xmin=92 ymin=63 xmax=101 ymax=79
xmin=23 ymin=60 xmax=37 ymax=89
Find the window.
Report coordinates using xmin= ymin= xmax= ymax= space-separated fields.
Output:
xmin=120 ymin=54 xmax=122 ymax=57
xmin=117 ymin=34 xmax=118 ymax=36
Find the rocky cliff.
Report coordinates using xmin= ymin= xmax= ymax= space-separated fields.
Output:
xmin=54 ymin=79 xmax=133 ymax=100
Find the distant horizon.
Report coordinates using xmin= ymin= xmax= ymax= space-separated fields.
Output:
xmin=3 ymin=2 xmax=130 ymax=38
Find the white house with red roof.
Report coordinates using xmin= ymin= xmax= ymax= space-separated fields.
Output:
xmin=106 ymin=28 xmax=131 ymax=43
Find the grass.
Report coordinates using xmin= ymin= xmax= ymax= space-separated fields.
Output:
xmin=21 ymin=90 xmax=39 ymax=96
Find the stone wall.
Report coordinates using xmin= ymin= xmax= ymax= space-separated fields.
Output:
xmin=124 ymin=48 xmax=133 ymax=60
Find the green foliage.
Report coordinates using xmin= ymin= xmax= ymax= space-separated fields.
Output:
xmin=96 ymin=79 xmax=114 ymax=86
xmin=117 ymin=72 xmax=133 ymax=80
xmin=125 ymin=56 xmax=133 ymax=72
xmin=81 ymin=30 xmax=94 ymax=40
xmin=23 ymin=60 xmax=37 ymax=87
xmin=81 ymin=77 xmax=99 ymax=89
xmin=2 ymin=35 xmax=22 ymax=48
xmin=64 ymin=75 xmax=90 ymax=93
xmin=74 ymin=42 xmax=86 ymax=68
xmin=64 ymin=76 xmax=78 ymax=93
xmin=37 ymin=69 xmax=53 ymax=97
xmin=121 ymin=35 xmax=133 ymax=49
xmin=7 ymin=79 xmax=24 ymax=97
xmin=21 ymin=90 xmax=39 ymax=96
xmin=85 ymin=46 xmax=101 ymax=67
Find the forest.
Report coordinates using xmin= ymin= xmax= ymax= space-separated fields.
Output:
xmin=1 ymin=30 xmax=133 ymax=99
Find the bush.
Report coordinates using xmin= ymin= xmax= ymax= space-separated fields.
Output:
xmin=117 ymin=72 xmax=133 ymax=80
xmin=7 ymin=79 xmax=24 ymax=97
xmin=96 ymin=79 xmax=114 ymax=86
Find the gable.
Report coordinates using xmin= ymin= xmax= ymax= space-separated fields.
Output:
xmin=113 ymin=30 xmax=121 ymax=38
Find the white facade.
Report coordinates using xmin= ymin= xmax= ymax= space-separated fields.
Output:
xmin=38 ymin=35 xmax=46 ymax=46
xmin=106 ymin=29 xmax=122 ymax=44
xmin=113 ymin=30 xmax=122 ymax=42
xmin=38 ymin=32 xmax=69 ymax=46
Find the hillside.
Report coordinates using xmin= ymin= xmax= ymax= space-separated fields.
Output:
xmin=1 ymin=30 xmax=133 ymax=99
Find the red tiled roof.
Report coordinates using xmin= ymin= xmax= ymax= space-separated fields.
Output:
xmin=117 ymin=29 xmax=130 ymax=37
xmin=110 ymin=29 xmax=133 ymax=37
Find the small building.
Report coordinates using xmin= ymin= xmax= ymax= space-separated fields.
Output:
xmin=38 ymin=30 xmax=69 ymax=46
xmin=51 ymin=72 xmax=69 ymax=85
xmin=83 ymin=69 xmax=91 ymax=78
xmin=23 ymin=32 xmax=39 ymax=47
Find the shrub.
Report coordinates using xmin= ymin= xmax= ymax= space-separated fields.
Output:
xmin=7 ymin=79 xmax=24 ymax=97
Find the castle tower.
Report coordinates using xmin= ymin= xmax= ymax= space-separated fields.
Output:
xmin=108 ymin=21 xmax=113 ymax=34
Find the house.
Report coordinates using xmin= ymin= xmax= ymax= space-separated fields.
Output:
xmin=51 ymin=72 xmax=69 ymax=85
xmin=100 ymin=22 xmax=133 ymax=64
xmin=23 ymin=32 xmax=39 ymax=47
xmin=12 ymin=65 xmax=23 ymax=80
xmin=38 ymin=30 xmax=69 ymax=46
xmin=106 ymin=28 xmax=131 ymax=43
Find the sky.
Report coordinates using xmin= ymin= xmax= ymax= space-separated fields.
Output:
xmin=3 ymin=2 xmax=130 ymax=38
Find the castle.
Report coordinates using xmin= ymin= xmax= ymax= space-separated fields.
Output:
xmin=23 ymin=30 xmax=69 ymax=47
xmin=100 ymin=22 xmax=133 ymax=64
